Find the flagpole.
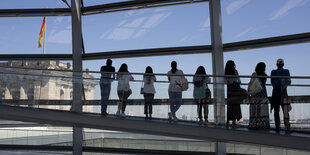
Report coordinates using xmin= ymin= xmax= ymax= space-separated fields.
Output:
xmin=43 ymin=16 xmax=47 ymax=54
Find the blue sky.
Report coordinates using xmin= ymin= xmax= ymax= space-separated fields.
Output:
xmin=0 ymin=0 xmax=310 ymax=99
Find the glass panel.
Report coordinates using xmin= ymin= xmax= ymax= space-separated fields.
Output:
xmin=221 ymin=0 xmax=310 ymax=43
xmin=227 ymin=142 xmax=310 ymax=155
xmin=83 ymin=129 xmax=216 ymax=153
xmin=224 ymin=43 xmax=310 ymax=131
xmin=83 ymin=0 xmax=130 ymax=7
xmin=0 ymin=17 xmax=72 ymax=54
xmin=0 ymin=0 xmax=70 ymax=9
xmin=0 ymin=127 xmax=72 ymax=146
xmin=82 ymin=3 xmax=210 ymax=53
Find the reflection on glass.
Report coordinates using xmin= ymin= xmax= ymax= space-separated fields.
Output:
xmin=221 ymin=0 xmax=310 ymax=43
xmin=82 ymin=3 xmax=210 ymax=52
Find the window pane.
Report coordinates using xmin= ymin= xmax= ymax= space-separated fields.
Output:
xmin=82 ymin=3 xmax=210 ymax=53
xmin=83 ymin=0 xmax=129 ymax=7
xmin=0 ymin=0 xmax=69 ymax=9
xmin=221 ymin=0 xmax=310 ymax=43
xmin=0 ymin=16 xmax=72 ymax=54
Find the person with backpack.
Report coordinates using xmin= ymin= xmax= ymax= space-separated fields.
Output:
xmin=193 ymin=66 xmax=210 ymax=125
xmin=248 ymin=62 xmax=270 ymax=129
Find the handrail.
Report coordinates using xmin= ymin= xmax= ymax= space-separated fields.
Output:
xmin=0 ymin=66 xmax=306 ymax=79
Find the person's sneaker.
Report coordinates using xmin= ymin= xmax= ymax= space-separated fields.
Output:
xmin=198 ymin=119 xmax=203 ymax=126
xmin=168 ymin=112 xmax=172 ymax=120
xmin=120 ymin=112 xmax=126 ymax=117
xmin=173 ymin=114 xmax=178 ymax=121
xmin=285 ymin=126 xmax=291 ymax=133
xmin=149 ymin=115 xmax=152 ymax=119
xmin=101 ymin=112 xmax=109 ymax=116
xmin=204 ymin=120 xmax=208 ymax=126
xmin=116 ymin=111 xmax=120 ymax=116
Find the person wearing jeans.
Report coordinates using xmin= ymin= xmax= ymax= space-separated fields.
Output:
xmin=167 ymin=61 xmax=184 ymax=121
xmin=100 ymin=59 xmax=115 ymax=116
xmin=271 ymin=58 xmax=291 ymax=132
xmin=142 ymin=66 xmax=156 ymax=119
xmin=116 ymin=63 xmax=134 ymax=117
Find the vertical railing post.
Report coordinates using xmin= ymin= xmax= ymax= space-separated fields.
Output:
xmin=209 ymin=0 xmax=226 ymax=154
xmin=71 ymin=0 xmax=83 ymax=155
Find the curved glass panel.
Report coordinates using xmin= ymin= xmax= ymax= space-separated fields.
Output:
xmin=83 ymin=0 xmax=130 ymax=7
xmin=82 ymin=3 xmax=210 ymax=53
xmin=0 ymin=17 xmax=72 ymax=54
xmin=0 ymin=0 xmax=70 ymax=9
xmin=221 ymin=0 xmax=310 ymax=43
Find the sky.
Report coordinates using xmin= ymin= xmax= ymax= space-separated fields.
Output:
xmin=1 ymin=0 xmax=310 ymax=119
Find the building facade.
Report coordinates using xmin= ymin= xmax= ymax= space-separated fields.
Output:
xmin=0 ymin=61 xmax=98 ymax=112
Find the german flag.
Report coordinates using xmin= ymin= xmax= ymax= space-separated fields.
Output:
xmin=38 ymin=16 xmax=46 ymax=48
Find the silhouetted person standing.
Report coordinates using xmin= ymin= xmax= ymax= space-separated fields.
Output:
xmin=271 ymin=58 xmax=291 ymax=132
xmin=168 ymin=61 xmax=184 ymax=121
xmin=225 ymin=60 xmax=242 ymax=128
xmin=100 ymin=59 xmax=115 ymax=115
xmin=117 ymin=63 xmax=134 ymax=117
xmin=193 ymin=66 xmax=210 ymax=125
xmin=142 ymin=66 xmax=156 ymax=119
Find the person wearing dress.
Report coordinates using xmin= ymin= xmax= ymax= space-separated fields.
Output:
xmin=225 ymin=60 xmax=242 ymax=128
xmin=193 ymin=66 xmax=210 ymax=124
xmin=248 ymin=62 xmax=270 ymax=129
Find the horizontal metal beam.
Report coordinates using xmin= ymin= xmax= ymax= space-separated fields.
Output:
xmin=0 ymin=8 xmax=71 ymax=17
xmin=1 ymin=95 xmax=310 ymax=105
xmin=0 ymin=145 xmax=213 ymax=155
xmin=0 ymin=105 xmax=309 ymax=151
xmin=223 ymin=32 xmax=310 ymax=52
xmin=83 ymin=45 xmax=212 ymax=60
xmin=0 ymin=32 xmax=309 ymax=60
xmin=82 ymin=0 xmax=209 ymax=16
xmin=0 ymin=54 xmax=72 ymax=61
xmin=0 ymin=0 xmax=208 ymax=17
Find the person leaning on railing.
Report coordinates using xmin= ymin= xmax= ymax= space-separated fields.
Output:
xmin=116 ymin=63 xmax=134 ymax=117
xmin=167 ymin=61 xmax=184 ymax=121
xmin=100 ymin=59 xmax=115 ymax=116
xmin=225 ymin=60 xmax=243 ymax=128
xmin=248 ymin=62 xmax=270 ymax=130
xmin=142 ymin=66 xmax=156 ymax=119
xmin=193 ymin=66 xmax=210 ymax=125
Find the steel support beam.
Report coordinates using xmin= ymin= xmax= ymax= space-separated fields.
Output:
xmin=71 ymin=0 xmax=83 ymax=154
xmin=82 ymin=0 xmax=209 ymax=15
xmin=209 ymin=0 xmax=226 ymax=154
xmin=0 ymin=8 xmax=71 ymax=17
xmin=209 ymin=0 xmax=225 ymax=125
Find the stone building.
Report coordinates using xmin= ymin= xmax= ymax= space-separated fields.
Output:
xmin=0 ymin=61 xmax=98 ymax=112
